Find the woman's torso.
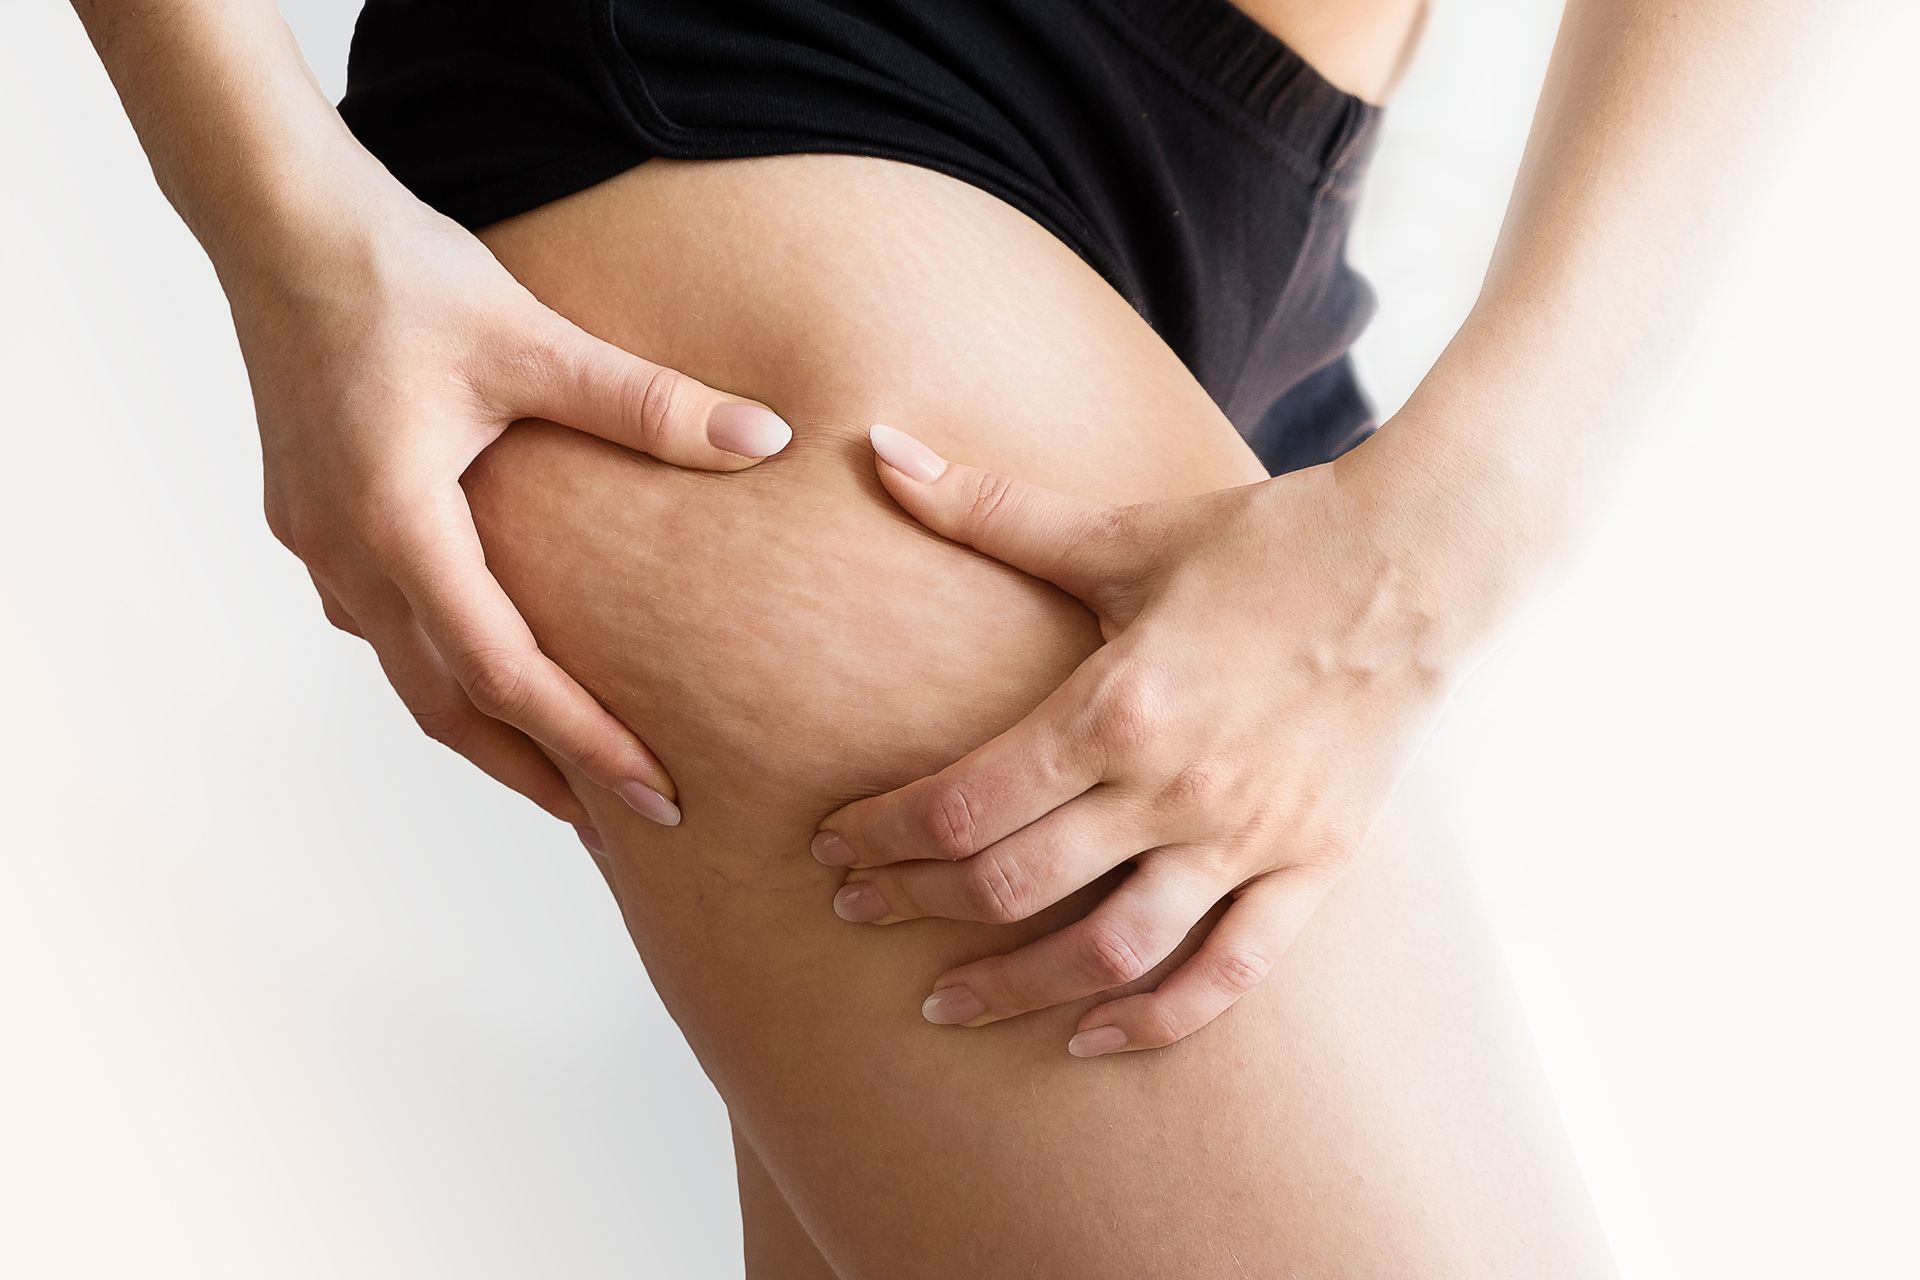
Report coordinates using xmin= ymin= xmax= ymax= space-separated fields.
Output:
xmin=1230 ymin=0 xmax=1427 ymax=104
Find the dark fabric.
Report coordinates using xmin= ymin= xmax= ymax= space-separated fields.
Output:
xmin=339 ymin=0 xmax=1383 ymax=475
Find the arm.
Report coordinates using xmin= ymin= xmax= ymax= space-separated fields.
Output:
xmin=70 ymin=0 xmax=795 ymax=838
xmin=814 ymin=0 xmax=1840 ymax=1051
xmin=1390 ymin=0 xmax=1827 ymax=570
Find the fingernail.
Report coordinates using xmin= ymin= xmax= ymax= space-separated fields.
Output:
xmin=618 ymin=781 xmax=682 ymax=827
xmin=576 ymin=825 xmax=607 ymax=857
xmin=1067 ymin=1026 xmax=1129 ymax=1058
xmin=921 ymin=986 xmax=985 ymax=1026
xmin=869 ymin=423 xmax=947 ymax=482
xmin=811 ymin=831 xmax=856 ymax=866
xmin=707 ymin=403 xmax=793 ymax=458
xmin=833 ymin=882 xmax=890 ymax=923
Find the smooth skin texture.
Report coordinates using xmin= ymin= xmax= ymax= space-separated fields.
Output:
xmin=1233 ymin=0 xmax=1430 ymax=102
xmin=816 ymin=0 xmax=1833 ymax=1053
xmin=70 ymin=0 xmax=797 ymax=840
xmin=464 ymin=153 xmax=1616 ymax=1279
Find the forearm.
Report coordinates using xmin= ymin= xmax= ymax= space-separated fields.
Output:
xmin=1384 ymin=0 xmax=1837 ymax=575
xmin=71 ymin=0 xmax=399 ymax=274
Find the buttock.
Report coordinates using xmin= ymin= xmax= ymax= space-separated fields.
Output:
xmin=340 ymin=0 xmax=1385 ymax=474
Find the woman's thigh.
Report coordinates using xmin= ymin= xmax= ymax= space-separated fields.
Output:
xmin=466 ymin=155 xmax=1613 ymax=1278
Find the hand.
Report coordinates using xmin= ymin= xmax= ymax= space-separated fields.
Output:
xmin=814 ymin=422 xmax=1521 ymax=1055
xmin=232 ymin=189 xmax=792 ymax=845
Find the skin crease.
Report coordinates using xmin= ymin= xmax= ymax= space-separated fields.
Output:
xmin=464 ymin=154 xmax=1615 ymax=1279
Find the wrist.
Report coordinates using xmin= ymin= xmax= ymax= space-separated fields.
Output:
xmin=1334 ymin=395 xmax=1573 ymax=655
xmin=84 ymin=1 xmax=385 ymax=274
xmin=1365 ymin=299 xmax=1630 ymax=570
xmin=192 ymin=129 xmax=420 ymax=292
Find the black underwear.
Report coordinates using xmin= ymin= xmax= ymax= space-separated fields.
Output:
xmin=340 ymin=0 xmax=1384 ymax=475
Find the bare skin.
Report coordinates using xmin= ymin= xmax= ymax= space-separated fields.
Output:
xmin=1236 ymin=0 xmax=1431 ymax=102
xmin=465 ymin=154 xmax=1615 ymax=1279
xmin=808 ymin=0 xmax=1834 ymax=1056
xmin=70 ymin=0 xmax=799 ymax=839
xmin=69 ymin=0 xmax=1830 ymax=1274
xmin=63 ymin=0 xmax=1430 ymax=845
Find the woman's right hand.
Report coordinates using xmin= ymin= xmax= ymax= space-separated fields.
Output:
xmin=224 ymin=182 xmax=792 ymax=846
xmin=69 ymin=0 xmax=786 ymax=845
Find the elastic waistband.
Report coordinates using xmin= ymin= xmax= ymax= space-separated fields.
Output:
xmin=1086 ymin=0 xmax=1382 ymax=193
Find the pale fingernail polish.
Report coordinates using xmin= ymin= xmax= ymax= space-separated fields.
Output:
xmin=1067 ymin=1026 xmax=1128 ymax=1058
xmin=618 ymin=781 xmax=682 ymax=827
xmin=708 ymin=403 xmax=793 ymax=458
xmin=833 ymin=882 xmax=889 ymax=923
xmin=576 ymin=825 xmax=607 ymax=857
xmin=921 ymin=986 xmax=985 ymax=1026
xmin=869 ymin=423 xmax=947 ymax=482
xmin=811 ymin=831 xmax=856 ymax=866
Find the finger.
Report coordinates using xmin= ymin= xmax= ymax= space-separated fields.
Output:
xmin=919 ymin=857 xmax=1221 ymax=1026
xmin=380 ymin=495 xmax=683 ymax=826
xmin=516 ymin=318 xmax=792 ymax=470
xmin=307 ymin=573 xmax=364 ymax=638
xmin=355 ymin=600 xmax=593 ymax=827
xmin=867 ymin=423 xmax=1138 ymax=601
xmin=1065 ymin=867 xmax=1336 ymax=1057
xmin=830 ymin=791 xmax=1146 ymax=926
xmin=812 ymin=649 xmax=1121 ymax=868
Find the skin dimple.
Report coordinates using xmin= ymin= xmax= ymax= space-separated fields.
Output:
xmin=466 ymin=417 xmax=1096 ymax=814
xmin=460 ymin=154 xmax=1612 ymax=1280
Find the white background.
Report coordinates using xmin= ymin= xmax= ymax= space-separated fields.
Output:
xmin=2 ymin=2 xmax=1914 ymax=1276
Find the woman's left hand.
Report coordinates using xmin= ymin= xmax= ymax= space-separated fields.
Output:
xmin=813 ymin=421 xmax=1525 ymax=1056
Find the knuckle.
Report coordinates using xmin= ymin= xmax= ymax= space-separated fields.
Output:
xmin=870 ymin=870 xmax=920 ymax=919
xmin=919 ymin=782 xmax=980 ymax=861
xmin=291 ymin=529 xmax=348 ymax=577
xmin=1206 ymin=947 xmax=1272 ymax=996
xmin=962 ymin=469 xmax=1019 ymax=535
xmin=410 ymin=703 xmax=474 ymax=752
xmin=1082 ymin=923 xmax=1150 ymax=985
xmin=320 ymin=600 xmax=357 ymax=634
xmin=1159 ymin=760 xmax=1226 ymax=813
xmin=1090 ymin=665 xmax=1163 ymax=759
xmin=966 ymin=853 xmax=1035 ymax=924
xmin=264 ymin=500 xmax=294 ymax=550
xmin=564 ymin=735 xmax=625 ymax=782
xmin=634 ymin=363 xmax=695 ymax=448
xmin=1129 ymin=1006 xmax=1186 ymax=1050
xmin=456 ymin=647 xmax=539 ymax=721
xmin=275 ymin=507 xmax=326 ymax=561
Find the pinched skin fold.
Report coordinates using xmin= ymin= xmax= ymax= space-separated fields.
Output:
xmin=459 ymin=155 xmax=1613 ymax=1279
xmin=470 ymin=418 xmax=1101 ymax=821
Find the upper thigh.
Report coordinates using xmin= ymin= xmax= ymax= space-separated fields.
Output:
xmin=464 ymin=155 xmax=1610 ymax=1279
xmin=480 ymin=154 xmax=1264 ymax=504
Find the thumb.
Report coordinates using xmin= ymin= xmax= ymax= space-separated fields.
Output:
xmin=521 ymin=321 xmax=792 ymax=471
xmin=868 ymin=423 xmax=1134 ymax=600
